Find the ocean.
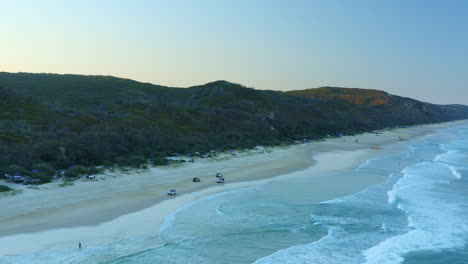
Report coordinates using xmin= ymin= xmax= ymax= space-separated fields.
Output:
xmin=1 ymin=124 xmax=467 ymax=264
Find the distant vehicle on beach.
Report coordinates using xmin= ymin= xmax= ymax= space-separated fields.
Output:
xmin=216 ymin=172 xmax=223 ymax=178
xmin=167 ymin=189 xmax=177 ymax=195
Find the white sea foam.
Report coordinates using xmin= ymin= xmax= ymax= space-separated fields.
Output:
xmin=433 ymin=146 xmax=464 ymax=179
xmin=406 ymin=144 xmax=418 ymax=158
xmin=252 ymin=227 xmax=364 ymax=264
xmin=380 ymin=224 xmax=387 ymax=232
xmin=355 ymin=157 xmax=385 ymax=172
xmin=215 ymin=204 xmax=226 ymax=216
xmin=434 ymin=150 xmax=460 ymax=164
xmin=363 ymin=161 xmax=468 ymax=264
xmin=310 ymin=214 xmax=365 ymax=226
xmin=290 ymin=225 xmax=306 ymax=233
xmin=448 ymin=165 xmax=462 ymax=179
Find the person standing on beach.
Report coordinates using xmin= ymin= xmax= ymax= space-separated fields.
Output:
xmin=79 ymin=242 xmax=82 ymax=249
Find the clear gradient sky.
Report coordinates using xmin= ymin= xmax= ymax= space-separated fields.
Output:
xmin=1 ymin=0 xmax=467 ymax=104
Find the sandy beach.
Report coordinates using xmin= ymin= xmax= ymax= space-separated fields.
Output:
xmin=0 ymin=120 xmax=466 ymax=257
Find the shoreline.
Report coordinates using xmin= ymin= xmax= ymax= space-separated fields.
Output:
xmin=0 ymin=120 xmax=466 ymax=257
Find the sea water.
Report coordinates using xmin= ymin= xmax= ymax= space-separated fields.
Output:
xmin=1 ymin=124 xmax=467 ymax=264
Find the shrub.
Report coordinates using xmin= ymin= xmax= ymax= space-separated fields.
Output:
xmin=152 ymin=157 xmax=169 ymax=166
xmin=31 ymin=162 xmax=56 ymax=183
xmin=58 ymin=181 xmax=74 ymax=187
xmin=64 ymin=165 xmax=88 ymax=178
xmin=32 ymin=173 xmax=53 ymax=183
xmin=32 ymin=163 xmax=55 ymax=176
xmin=74 ymin=165 xmax=89 ymax=174
xmin=115 ymin=156 xmax=129 ymax=166
xmin=88 ymin=165 xmax=97 ymax=174
xmin=64 ymin=169 xmax=79 ymax=178
xmin=3 ymin=165 xmax=25 ymax=175
xmin=103 ymin=161 xmax=114 ymax=168
xmin=129 ymin=155 xmax=146 ymax=168
xmin=151 ymin=151 xmax=170 ymax=157
xmin=0 ymin=185 xmax=12 ymax=192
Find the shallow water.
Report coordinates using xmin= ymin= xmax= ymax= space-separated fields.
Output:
xmin=1 ymin=125 xmax=467 ymax=264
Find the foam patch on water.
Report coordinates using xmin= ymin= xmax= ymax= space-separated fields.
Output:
xmin=363 ymin=161 xmax=468 ymax=264
xmin=434 ymin=150 xmax=464 ymax=165
xmin=310 ymin=214 xmax=366 ymax=226
xmin=406 ymin=144 xmax=419 ymax=158
xmin=215 ymin=204 xmax=226 ymax=216
xmin=289 ymin=225 xmax=306 ymax=233
xmin=355 ymin=157 xmax=386 ymax=172
xmin=447 ymin=165 xmax=462 ymax=179
xmin=324 ymin=172 xmax=401 ymax=206
xmin=252 ymin=227 xmax=365 ymax=264
xmin=433 ymin=146 xmax=465 ymax=179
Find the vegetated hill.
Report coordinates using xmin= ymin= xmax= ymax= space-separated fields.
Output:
xmin=287 ymin=87 xmax=393 ymax=105
xmin=286 ymin=86 xmax=468 ymax=124
xmin=0 ymin=72 xmax=467 ymax=181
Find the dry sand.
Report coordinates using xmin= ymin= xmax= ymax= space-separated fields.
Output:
xmin=0 ymin=120 xmax=465 ymax=257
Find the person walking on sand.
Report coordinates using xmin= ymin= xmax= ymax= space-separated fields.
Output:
xmin=79 ymin=242 xmax=82 ymax=249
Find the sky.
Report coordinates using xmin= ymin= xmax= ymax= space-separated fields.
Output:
xmin=1 ymin=0 xmax=467 ymax=104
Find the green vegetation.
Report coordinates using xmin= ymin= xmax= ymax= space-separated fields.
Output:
xmin=152 ymin=157 xmax=169 ymax=166
xmin=64 ymin=165 xmax=88 ymax=178
xmin=0 ymin=185 xmax=13 ymax=192
xmin=115 ymin=157 xmax=130 ymax=167
xmin=31 ymin=163 xmax=55 ymax=183
xmin=287 ymin=87 xmax=393 ymax=106
xmin=3 ymin=165 xmax=25 ymax=175
xmin=1 ymin=72 xmax=468 ymax=184
xmin=58 ymin=181 xmax=74 ymax=187
xmin=129 ymin=156 xmax=147 ymax=168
